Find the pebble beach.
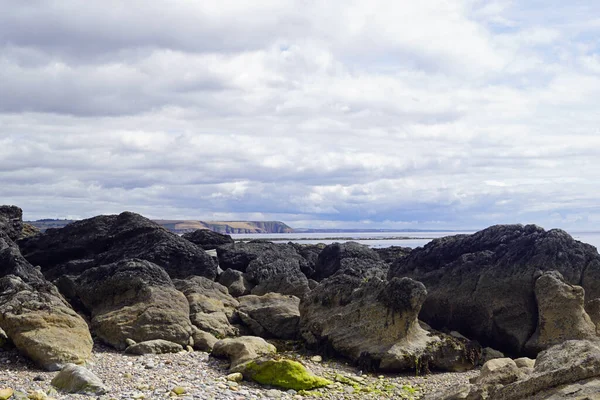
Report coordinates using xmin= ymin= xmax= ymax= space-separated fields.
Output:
xmin=0 ymin=343 xmax=477 ymax=400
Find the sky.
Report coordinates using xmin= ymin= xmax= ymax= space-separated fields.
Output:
xmin=1 ymin=0 xmax=600 ymax=230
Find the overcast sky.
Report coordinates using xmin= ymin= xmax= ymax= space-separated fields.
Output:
xmin=1 ymin=0 xmax=600 ymax=230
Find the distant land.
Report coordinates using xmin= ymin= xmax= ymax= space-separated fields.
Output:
xmin=27 ymin=219 xmax=462 ymax=234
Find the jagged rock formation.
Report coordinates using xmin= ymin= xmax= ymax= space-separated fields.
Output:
xmin=374 ymin=246 xmax=412 ymax=265
xmin=182 ymin=229 xmax=234 ymax=250
xmin=217 ymin=242 xmax=310 ymax=297
xmin=74 ymin=259 xmax=194 ymax=350
xmin=300 ymin=265 xmax=480 ymax=372
xmin=0 ymin=207 xmax=93 ymax=370
xmin=314 ymin=241 xmax=386 ymax=281
xmin=389 ymin=224 xmax=600 ymax=356
xmin=18 ymin=211 xmax=218 ymax=281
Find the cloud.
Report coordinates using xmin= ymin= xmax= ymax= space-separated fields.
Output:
xmin=1 ymin=0 xmax=600 ymax=230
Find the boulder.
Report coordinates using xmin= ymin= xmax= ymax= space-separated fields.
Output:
xmin=314 ymin=241 xmax=385 ymax=281
xmin=51 ymin=364 xmax=107 ymax=395
xmin=238 ymin=293 xmax=300 ymax=339
xmin=0 ymin=205 xmax=23 ymax=241
xmin=218 ymin=268 xmax=254 ymax=297
xmin=525 ymin=271 xmax=597 ymax=353
xmin=212 ymin=336 xmax=277 ymax=370
xmin=0 ymin=231 xmax=93 ymax=370
xmin=125 ymin=339 xmax=183 ymax=355
xmin=0 ymin=327 xmax=7 ymax=348
xmin=300 ymin=272 xmax=480 ymax=373
xmin=191 ymin=326 xmax=218 ymax=352
xmin=291 ymin=243 xmax=325 ymax=279
xmin=476 ymin=358 xmax=524 ymax=385
xmin=75 ymin=259 xmax=194 ymax=350
xmin=238 ymin=358 xmax=332 ymax=390
xmin=182 ymin=229 xmax=234 ymax=250
xmin=174 ymin=276 xmax=239 ymax=338
xmin=217 ymin=242 xmax=310 ymax=297
xmin=389 ymin=225 xmax=600 ymax=356
xmin=18 ymin=211 xmax=217 ymax=281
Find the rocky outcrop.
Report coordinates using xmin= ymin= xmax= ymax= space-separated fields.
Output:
xmin=74 ymin=259 xmax=194 ymax=350
xmin=0 ymin=205 xmax=23 ymax=241
xmin=0 ymin=229 xmax=93 ymax=370
xmin=291 ymin=243 xmax=325 ymax=279
xmin=217 ymin=242 xmax=310 ymax=297
xmin=524 ymin=271 xmax=596 ymax=353
xmin=182 ymin=229 xmax=234 ymax=250
xmin=389 ymin=225 xmax=600 ymax=356
xmin=314 ymin=241 xmax=386 ymax=281
xmin=300 ymin=270 xmax=480 ymax=373
xmin=18 ymin=211 xmax=218 ymax=281
xmin=174 ymin=276 xmax=239 ymax=338
xmin=374 ymin=246 xmax=412 ymax=265
xmin=238 ymin=293 xmax=300 ymax=339
xmin=427 ymin=340 xmax=600 ymax=400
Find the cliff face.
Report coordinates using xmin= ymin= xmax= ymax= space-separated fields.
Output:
xmin=28 ymin=219 xmax=294 ymax=234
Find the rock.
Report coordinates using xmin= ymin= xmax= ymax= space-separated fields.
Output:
xmin=182 ymin=229 xmax=234 ymax=250
xmin=125 ymin=339 xmax=183 ymax=355
xmin=435 ymin=340 xmax=600 ymax=400
xmin=374 ymin=246 xmax=412 ymax=265
xmin=238 ymin=293 xmax=300 ymax=339
xmin=300 ymin=273 xmax=480 ymax=372
xmin=0 ymin=231 xmax=93 ymax=370
xmin=217 ymin=242 xmax=310 ymax=297
xmin=191 ymin=327 xmax=219 ymax=352
xmin=0 ymin=388 xmax=14 ymax=400
xmin=586 ymin=298 xmax=600 ymax=334
xmin=0 ymin=205 xmax=23 ymax=241
xmin=51 ymin=363 xmax=107 ymax=395
xmin=476 ymin=358 xmax=524 ymax=385
xmin=389 ymin=224 xmax=600 ymax=356
xmin=75 ymin=259 xmax=193 ymax=349
xmin=218 ymin=269 xmax=254 ymax=297
xmin=514 ymin=357 xmax=535 ymax=369
xmin=18 ymin=211 xmax=217 ymax=281
xmin=174 ymin=276 xmax=239 ymax=338
xmin=238 ymin=358 xmax=332 ymax=391
xmin=19 ymin=223 xmax=40 ymax=240
xmin=479 ymin=347 xmax=505 ymax=365
xmin=226 ymin=372 xmax=244 ymax=382
xmin=525 ymin=271 xmax=597 ymax=354
xmin=290 ymin=243 xmax=325 ymax=279
xmin=314 ymin=241 xmax=385 ymax=281
xmin=212 ymin=336 xmax=277 ymax=370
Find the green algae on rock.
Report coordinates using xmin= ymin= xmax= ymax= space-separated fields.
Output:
xmin=241 ymin=358 xmax=332 ymax=391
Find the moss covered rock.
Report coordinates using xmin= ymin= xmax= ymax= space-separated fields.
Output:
xmin=240 ymin=358 xmax=332 ymax=391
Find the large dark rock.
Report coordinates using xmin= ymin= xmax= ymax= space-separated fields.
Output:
xmin=0 ymin=205 xmax=23 ymax=241
xmin=0 ymin=230 xmax=93 ymax=370
xmin=300 ymin=264 xmax=480 ymax=373
xmin=238 ymin=293 xmax=300 ymax=340
xmin=374 ymin=246 xmax=412 ymax=265
xmin=290 ymin=243 xmax=325 ymax=279
xmin=74 ymin=259 xmax=194 ymax=350
xmin=18 ymin=211 xmax=218 ymax=281
xmin=314 ymin=241 xmax=386 ymax=281
xmin=182 ymin=229 xmax=234 ymax=250
xmin=217 ymin=242 xmax=310 ymax=297
xmin=389 ymin=224 xmax=600 ymax=356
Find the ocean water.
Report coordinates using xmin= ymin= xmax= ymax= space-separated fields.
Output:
xmin=231 ymin=230 xmax=600 ymax=250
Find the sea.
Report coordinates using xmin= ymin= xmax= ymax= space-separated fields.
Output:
xmin=230 ymin=231 xmax=600 ymax=250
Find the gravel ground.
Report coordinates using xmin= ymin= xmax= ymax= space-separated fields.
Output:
xmin=0 ymin=342 xmax=477 ymax=399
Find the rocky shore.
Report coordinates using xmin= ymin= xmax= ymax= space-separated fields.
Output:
xmin=2 ymin=205 xmax=600 ymax=399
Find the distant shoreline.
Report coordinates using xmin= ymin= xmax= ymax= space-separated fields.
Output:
xmin=233 ymin=235 xmax=431 ymax=242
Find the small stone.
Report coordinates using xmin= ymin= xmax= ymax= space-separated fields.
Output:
xmin=27 ymin=390 xmax=46 ymax=400
xmin=226 ymin=373 xmax=244 ymax=382
xmin=265 ymin=389 xmax=281 ymax=398
xmin=125 ymin=338 xmax=137 ymax=347
xmin=171 ymin=386 xmax=187 ymax=395
xmin=310 ymin=355 xmax=322 ymax=363
xmin=0 ymin=388 xmax=14 ymax=400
